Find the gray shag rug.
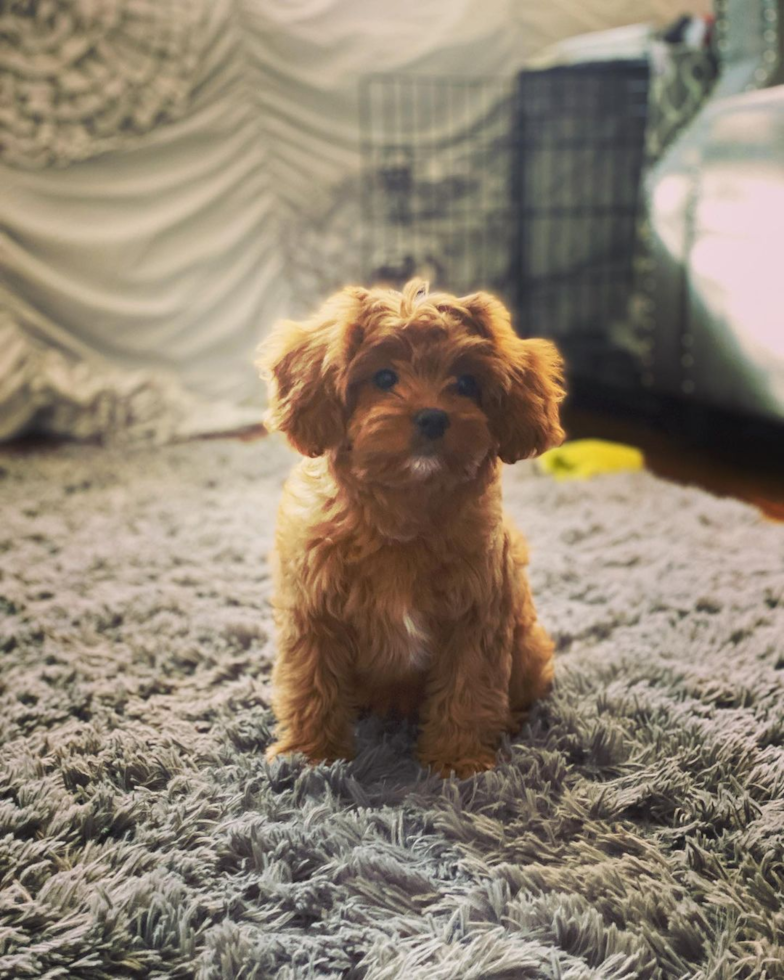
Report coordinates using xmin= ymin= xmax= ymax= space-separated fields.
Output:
xmin=1 ymin=437 xmax=783 ymax=980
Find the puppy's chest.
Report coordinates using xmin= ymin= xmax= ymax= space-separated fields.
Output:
xmin=376 ymin=607 xmax=431 ymax=673
xmin=345 ymin=552 xmax=442 ymax=674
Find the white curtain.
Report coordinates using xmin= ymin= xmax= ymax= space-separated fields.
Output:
xmin=0 ymin=0 xmax=710 ymax=441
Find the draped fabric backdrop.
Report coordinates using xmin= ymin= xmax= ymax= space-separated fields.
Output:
xmin=0 ymin=0 xmax=710 ymax=442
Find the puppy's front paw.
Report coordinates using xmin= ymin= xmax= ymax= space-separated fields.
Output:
xmin=420 ymin=749 xmax=498 ymax=779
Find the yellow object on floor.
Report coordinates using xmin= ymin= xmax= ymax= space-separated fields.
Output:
xmin=538 ymin=439 xmax=645 ymax=480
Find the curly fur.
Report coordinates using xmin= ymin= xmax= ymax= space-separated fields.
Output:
xmin=257 ymin=279 xmax=565 ymax=777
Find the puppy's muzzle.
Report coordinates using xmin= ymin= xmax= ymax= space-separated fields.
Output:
xmin=414 ymin=408 xmax=450 ymax=440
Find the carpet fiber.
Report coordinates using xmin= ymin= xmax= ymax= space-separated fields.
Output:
xmin=1 ymin=438 xmax=783 ymax=980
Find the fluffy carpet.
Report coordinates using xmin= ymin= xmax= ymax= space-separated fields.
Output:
xmin=1 ymin=437 xmax=783 ymax=980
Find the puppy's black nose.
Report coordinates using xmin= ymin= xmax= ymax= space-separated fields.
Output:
xmin=414 ymin=408 xmax=450 ymax=440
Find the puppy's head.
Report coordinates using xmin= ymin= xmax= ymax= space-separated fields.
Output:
xmin=257 ymin=279 xmax=565 ymax=488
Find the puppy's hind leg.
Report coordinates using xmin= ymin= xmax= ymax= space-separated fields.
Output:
xmin=507 ymin=614 xmax=555 ymax=734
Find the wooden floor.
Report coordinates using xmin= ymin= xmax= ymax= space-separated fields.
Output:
xmin=562 ymin=406 xmax=784 ymax=522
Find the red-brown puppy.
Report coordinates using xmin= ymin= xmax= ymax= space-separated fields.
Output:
xmin=258 ymin=278 xmax=564 ymax=777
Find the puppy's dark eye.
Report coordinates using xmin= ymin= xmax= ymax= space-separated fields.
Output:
xmin=374 ymin=369 xmax=398 ymax=391
xmin=456 ymin=374 xmax=479 ymax=398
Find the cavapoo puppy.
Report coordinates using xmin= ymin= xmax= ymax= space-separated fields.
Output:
xmin=258 ymin=279 xmax=564 ymax=777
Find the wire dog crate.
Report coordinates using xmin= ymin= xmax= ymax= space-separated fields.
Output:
xmin=512 ymin=63 xmax=649 ymax=380
xmin=359 ymin=75 xmax=516 ymax=301
xmin=359 ymin=64 xmax=650 ymax=386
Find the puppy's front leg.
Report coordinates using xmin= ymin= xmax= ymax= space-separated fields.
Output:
xmin=266 ymin=614 xmax=356 ymax=765
xmin=417 ymin=620 xmax=512 ymax=778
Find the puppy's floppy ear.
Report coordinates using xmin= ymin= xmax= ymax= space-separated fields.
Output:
xmin=256 ymin=287 xmax=367 ymax=457
xmin=462 ymin=292 xmax=566 ymax=463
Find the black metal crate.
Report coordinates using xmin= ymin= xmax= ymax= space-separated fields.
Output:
xmin=359 ymin=63 xmax=649 ymax=386
xmin=359 ymin=74 xmax=517 ymax=301
xmin=512 ymin=62 xmax=649 ymax=385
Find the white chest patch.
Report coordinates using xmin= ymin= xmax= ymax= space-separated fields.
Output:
xmin=402 ymin=611 xmax=430 ymax=669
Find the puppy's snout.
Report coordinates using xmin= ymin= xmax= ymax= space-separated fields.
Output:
xmin=414 ymin=408 xmax=450 ymax=440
